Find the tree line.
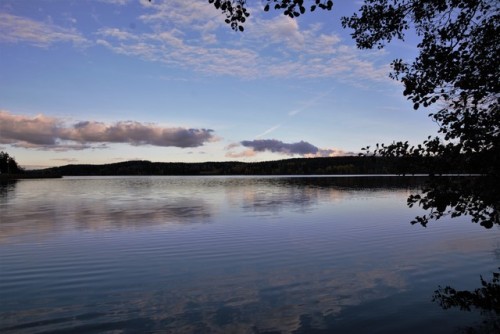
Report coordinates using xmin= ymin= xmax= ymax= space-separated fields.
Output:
xmin=40 ymin=155 xmax=481 ymax=176
xmin=0 ymin=151 xmax=23 ymax=174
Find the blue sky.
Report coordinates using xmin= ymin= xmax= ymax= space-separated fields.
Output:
xmin=0 ymin=0 xmax=438 ymax=168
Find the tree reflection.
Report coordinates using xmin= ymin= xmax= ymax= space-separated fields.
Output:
xmin=408 ymin=175 xmax=500 ymax=229
xmin=0 ymin=180 xmax=17 ymax=201
xmin=383 ymin=168 xmax=500 ymax=332
xmin=433 ymin=268 xmax=500 ymax=333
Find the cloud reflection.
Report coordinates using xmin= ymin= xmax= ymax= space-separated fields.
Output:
xmin=0 ymin=178 xmax=215 ymax=243
xmin=0 ymin=176 xmax=427 ymax=242
xmin=1 ymin=176 xmax=497 ymax=333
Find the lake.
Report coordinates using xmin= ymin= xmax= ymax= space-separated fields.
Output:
xmin=0 ymin=176 xmax=498 ymax=333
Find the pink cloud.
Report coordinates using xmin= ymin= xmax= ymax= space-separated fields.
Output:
xmin=0 ymin=110 xmax=215 ymax=151
xmin=226 ymin=139 xmax=349 ymax=158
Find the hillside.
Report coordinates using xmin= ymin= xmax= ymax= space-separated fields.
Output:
xmin=35 ymin=156 xmax=475 ymax=176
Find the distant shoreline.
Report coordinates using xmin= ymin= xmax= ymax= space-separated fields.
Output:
xmin=30 ymin=156 xmax=481 ymax=177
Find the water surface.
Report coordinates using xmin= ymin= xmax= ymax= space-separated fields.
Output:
xmin=0 ymin=176 xmax=498 ymax=333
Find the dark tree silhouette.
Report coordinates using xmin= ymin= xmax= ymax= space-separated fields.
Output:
xmin=407 ymin=176 xmax=499 ymax=229
xmin=433 ymin=268 xmax=500 ymax=333
xmin=207 ymin=0 xmax=250 ymax=31
xmin=0 ymin=151 xmax=22 ymax=174
xmin=207 ymin=0 xmax=333 ymax=31
xmin=345 ymin=0 xmax=499 ymax=174
xmin=211 ymin=0 xmax=500 ymax=227
xmin=344 ymin=0 xmax=499 ymax=227
xmin=209 ymin=5 xmax=500 ymax=330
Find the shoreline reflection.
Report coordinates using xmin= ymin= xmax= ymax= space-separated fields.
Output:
xmin=0 ymin=176 xmax=498 ymax=333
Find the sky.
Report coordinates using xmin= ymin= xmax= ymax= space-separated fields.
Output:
xmin=0 ymin=0 xmax=440 ymax=169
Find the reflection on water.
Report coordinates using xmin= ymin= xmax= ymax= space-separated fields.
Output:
xmin=0 ymin=176 xmax=422 ymax=242
xmin=433 ymin=267 xmax=500 ymax=333
xmin=0 ymin=176 xmax=498 ymax=333
xmin=0 ymin=180 xmax=16 ymax=201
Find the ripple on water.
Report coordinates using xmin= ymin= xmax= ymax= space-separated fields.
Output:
xmin=0 ymin=176 xmax=498 ymax=333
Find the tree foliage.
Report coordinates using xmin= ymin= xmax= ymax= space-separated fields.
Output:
xmin=211 ymin=0 xmax=499 ymax=165
xmin=207 ymin=0 xmax=250 ymax=31
xmin=207 ymin=0 xmax=334 ymax=31
xmin=345 ymin=0 xmax=500 ymax=227
xmin=347 ymin=0 xmax=499 ymax=173
xmin=0 ymin=151 xmax=22 ymax=174
xmin=210 ymin=0 xmax=499 ymax=227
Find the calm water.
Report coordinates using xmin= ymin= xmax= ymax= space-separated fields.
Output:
xmin=0 ymin=176 xmax=498 ymax=333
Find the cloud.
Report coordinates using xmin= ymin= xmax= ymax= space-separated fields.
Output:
xmin=225 ymin=149 xmax=257 ymax=159
xmin=97 ymin=28 xmax=138 ymax=41
xmin=51 ymin=158 xmax=79 ymax=163
xmin=98 ymin=0 xmax=132 ymax=5
xmin=226 ymin=139 xmax=346 ymax=158
xmin=0 ymin=13 xmax=89 ymax=47
xmin=98 ymin=29 xmax=382 ymax=81
xmin=305 ymin=149 xmax=341 ymax=158
xmin=96 ymin=26 xmax=260 ymax=77
xmin=225 ymin=139 xmax=346 ymax=158
xmin=242 ymin=139 xmax=319 ymax=155
xmin=288 ymin=88 xmax=334 ymax=116
xmin=256 ymin=124 xmax=281 ymax=138
xmin=0 ymin=110 xmax=215 ymax=151
xmin=252 ymin=15 xmax=305 ymax=50
xmin=138 ymin=0 xmax=222 ymax=28
xmin=0 ymin=3 xmax=391 ymax=83
xmin=92 ymin=1 xmax=390 ymax=82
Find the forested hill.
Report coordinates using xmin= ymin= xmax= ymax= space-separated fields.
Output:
xmin=38 ymin=156 xmax=478 ymax=176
